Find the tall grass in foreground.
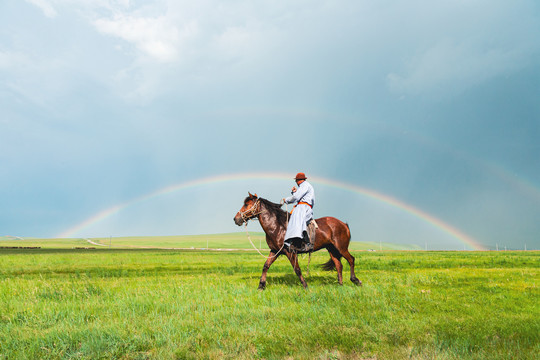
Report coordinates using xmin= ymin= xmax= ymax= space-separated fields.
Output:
xmin=0 ymin=250 xmax=538 ymax=359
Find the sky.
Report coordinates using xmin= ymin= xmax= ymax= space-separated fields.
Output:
xmin=1 ymin=0 xmax=539 ymax=250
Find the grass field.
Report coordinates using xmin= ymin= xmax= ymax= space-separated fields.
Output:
xmin=0 ymin=235 xmax=538 ymax=359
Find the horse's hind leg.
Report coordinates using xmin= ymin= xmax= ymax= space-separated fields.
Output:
xmin=341 ymin=249 xmax=362 ymax=286
xmin=328 ymin=249 xmax=344 ymax=285
xmin=258 ymin=251 xmax=279 ymax=290
xmin=286 ymin=252 xmax=308 ymax=289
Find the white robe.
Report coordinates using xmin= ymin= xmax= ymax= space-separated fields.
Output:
xmin=284 ymin=181 xmax=315 ymax=241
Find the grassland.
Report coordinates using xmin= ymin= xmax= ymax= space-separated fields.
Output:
xmin=0 ymin=235 xmax=537 ymax=359
xmin=0 ymin=233 xmax=421 ymax=251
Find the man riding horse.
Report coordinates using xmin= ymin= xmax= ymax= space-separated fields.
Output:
xmin=281 ymin=172 xmax=316 ymax=251
xmin=233 ymin=173 xmax=361 ymax=288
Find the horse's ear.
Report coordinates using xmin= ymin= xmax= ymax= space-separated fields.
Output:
xmin=254 ymin=193 xmax=258 ymax=198
xmin=248 ymin=192 xmax=253 ymax=197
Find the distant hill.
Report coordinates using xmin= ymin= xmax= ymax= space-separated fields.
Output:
xmin=1 ymin=233 xmax=421 ymax=251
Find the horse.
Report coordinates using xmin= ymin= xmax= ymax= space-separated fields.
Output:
xmin=233 ymin=192 xmax=362 ymax=290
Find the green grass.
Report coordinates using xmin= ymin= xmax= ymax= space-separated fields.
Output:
xmin=0 ymin=245 xmax=537 ymax=359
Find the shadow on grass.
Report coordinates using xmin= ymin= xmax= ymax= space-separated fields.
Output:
xmin=242 ymin=272 xmax=342 ymax=288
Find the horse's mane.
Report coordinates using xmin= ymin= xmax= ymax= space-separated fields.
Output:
xmin=259 ymin=197 xmax=288 ymax=225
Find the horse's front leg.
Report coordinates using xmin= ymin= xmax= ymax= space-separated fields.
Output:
xmin=258 ymin=251 xmax=280 ymax=290
xmin=286 ymin=251 xmax=308 ymax=289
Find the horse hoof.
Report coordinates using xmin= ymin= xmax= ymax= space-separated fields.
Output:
xmin=258 ymin=282 xmax=266 ymax=291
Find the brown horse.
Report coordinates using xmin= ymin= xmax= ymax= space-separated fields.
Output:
xmin=233 ymin=192 xmax=362 ymax=289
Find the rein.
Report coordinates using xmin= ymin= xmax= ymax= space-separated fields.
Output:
xmin=244 ymin=224 xmax=285 ymax=259
xmin=242 ymin=200 xmax=287 ymax=260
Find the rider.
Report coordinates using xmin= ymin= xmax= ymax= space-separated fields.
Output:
xmin=281 ymin=172 xmax=315 ymax=248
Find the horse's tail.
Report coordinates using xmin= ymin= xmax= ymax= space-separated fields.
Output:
xmin=321 ymin=258 xmax=336 ymax=271
xmin=321 ymin=251 xmax=343 ymax=271
xmin=346 ymin=222 xmax=351 ymax=241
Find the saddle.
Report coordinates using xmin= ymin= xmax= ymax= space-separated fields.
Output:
xmin=289 ymin=219 xmax=318 ymax=253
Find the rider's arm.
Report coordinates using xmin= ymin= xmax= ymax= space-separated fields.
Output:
xmin=284 ymin=183 xmax=309 ymax=204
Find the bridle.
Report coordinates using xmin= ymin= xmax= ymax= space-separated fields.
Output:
xmin=239 ymin=198 xmax=262 ymax=224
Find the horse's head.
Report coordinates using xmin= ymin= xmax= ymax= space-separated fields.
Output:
xmin=234 ymin=192 xmax=261 ymax=226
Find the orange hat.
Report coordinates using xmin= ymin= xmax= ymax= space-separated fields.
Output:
xmin=294 ymin=172 xmax=307 ymax=180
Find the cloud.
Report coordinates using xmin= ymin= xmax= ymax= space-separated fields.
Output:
xmin=385 ymin=1 xmax=540 ymax=97
xmin=0 ymin=51 xmax=28 ymax=70
xmin=18 ymin=1 xmax=540 ymax=100
xmin=25 ymin=0 xmax=57 ymax=18
xmin=386 ymin=37 xmax=534 ymax=97
xmin=87 ymin=3 xmax=275 ymax=100
xmin=93 ymin=14 xmax=189 ymax=63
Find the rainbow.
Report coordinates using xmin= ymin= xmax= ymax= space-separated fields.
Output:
xmin=58 ymin=172 xmax=486 ymax=250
